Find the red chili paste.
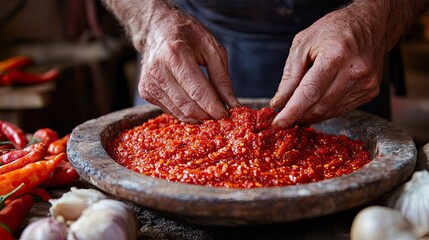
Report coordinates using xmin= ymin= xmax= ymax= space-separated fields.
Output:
xmin=106 ymin=106 xmax=371 ymax=188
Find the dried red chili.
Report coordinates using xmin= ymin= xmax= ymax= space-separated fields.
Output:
xmin=107 ymin=107 xmax=371 ymax=188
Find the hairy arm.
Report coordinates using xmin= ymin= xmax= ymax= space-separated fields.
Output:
xmin=271 ymin=0 xmax=429 ymax=128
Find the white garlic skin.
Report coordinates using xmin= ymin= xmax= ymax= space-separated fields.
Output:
xmin=350 ymin=206 xmax=419 ymax=240
xmin=67 ymin=199 xmax=138 ymax=240
xmin=19 ymin=217 xmax=67 ymax=240
xmin=49 ymin=187 xmax=106 ymax=222
xmin=387 ymin=170 xmax=429 ymax=238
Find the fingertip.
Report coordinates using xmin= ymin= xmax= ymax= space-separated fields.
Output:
xmin=270 ymin=95 xmax=280 ymax=110
xmin=227 ymin=95 xmax=241 ymax=109
xmin=271 ymin=116 xmax=292 ymax=129
xmin=208 ymin=101 xmax=229 ymax=120
xmin=270 ymin=91 xmax=289 ymax=111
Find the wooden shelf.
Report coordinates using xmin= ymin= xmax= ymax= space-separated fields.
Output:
xmin=0 ymin=82 xmax=55 ymax=110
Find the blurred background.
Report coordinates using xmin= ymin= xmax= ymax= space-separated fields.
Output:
xmin=0 ymin=0 xmax=136 ymax=137
xmin=0 ymin=0 xmax=428 ymax=147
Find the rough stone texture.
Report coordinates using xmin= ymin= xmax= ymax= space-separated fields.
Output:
xmin=416 ymin=143 xmax=429 ymax=171
xmin=67 ymin=99 xmax=417 ymax=227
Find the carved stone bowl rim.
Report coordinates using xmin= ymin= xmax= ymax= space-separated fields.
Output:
xmin=68 ymin=99 xmax=416 ymax=226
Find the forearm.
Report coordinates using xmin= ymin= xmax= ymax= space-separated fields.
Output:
xmin=101 ymin=0 xmax=176 ymax=52
xmin=346 ymin=0 xmax=429 ymax=51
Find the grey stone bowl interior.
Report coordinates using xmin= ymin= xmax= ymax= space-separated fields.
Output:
xmin=67 ymin=99 xmax=417 ymax=226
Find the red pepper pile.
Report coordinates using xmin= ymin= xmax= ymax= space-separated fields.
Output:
xmin=0 ymin=56 xmax=60 ymax=86
xmin=0 ymin=120 xmax=79 ymax=239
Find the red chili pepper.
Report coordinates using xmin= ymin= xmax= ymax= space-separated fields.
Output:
xmin=0 ymin=153 xmax=64 ymax=198
xmin=0 ymin=56 xmax=32 ymax=73
xmin=0 ymin=141 xmax=48 ymax=165
xmin=42 ymin=160 xmax=79 ymax=187
xmin=0 ymin=150 xmax=27 ymax=166
xmin=0 ymin=131 xmax=6 ymax=141
xmin=0 ymin=224 xmax=14 ymax=240
xmin=48 ymin=134 xmax=70 ymax=156
xmin=29 ymin=187 xmax=51 ymax=202
xmin=33 ymin=128 xmax=59 ymax=146
xmin=0 ymin=143 xmax=46 ymax=175
xmin=0 ymin=194 xmax=33 ymax=233
xmin=0 ymin=131 xmax=12 ymax=152
xmin=2 ymin=69 xmax=60 ymax=86
xmin=0 ymin=121 xmax=28 ymax=149
xmin=0 ymin=56 xmax=33 ymax=86
xmin=0 ymin=183 xmax=24 ymax=210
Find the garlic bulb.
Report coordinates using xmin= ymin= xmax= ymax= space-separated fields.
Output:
xmin=67 ymin=199 xmax=138 ymax=240
xmin=387 ymin=170 xmax=429 ymax=238
xmin=20 ymin=217 xmax=67 ymax=240
xmin=351 ymin=206 xmax=419 ymax=240
xmin=49 ymin=187 xmax=106 ymax=222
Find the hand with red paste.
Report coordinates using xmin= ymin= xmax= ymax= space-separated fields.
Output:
xmin=102 ymin=0 xmax=240 ymax=123
xmin=270 ymin=0 xmax=429 ymax=127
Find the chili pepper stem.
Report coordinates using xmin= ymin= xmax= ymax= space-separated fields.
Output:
xmin=0 ymin=183 xmax=24 ymax=209
xmin=0 ymin=222 xmax=12 ymax=234
xmin=24 ymin=138 xmax=41 ymax=148
xmin=0 ymin=141 xmax=11 ymax=146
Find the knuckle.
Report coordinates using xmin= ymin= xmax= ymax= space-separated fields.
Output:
xmin=312 ymin=103 xmax=329 ymax=118
xmin=324 ymin=42 xmax=348 ymax=64
xmin=187 ymin=84 xmax=206 ymax=102
xmin=287 ymin=106 xmax=302 ymax=122
xmin=292 ymin=31 xmax=305 ymax=45
xmin=215 ymin=72 xmax=232 ymax=86
xmin=144 ymin=82 xmax=164 ymax=100
xmin=174 ymin=98 xmax=197 ymax=118
xmin=148 ymin=61 xmax=163 ymax=81
xmin=165 ymin=40 xmax=189 ymax=68
xmin=182 ymin=105 xmax=200 ymax=119
xmin=363 ymin=76 xmax=380 ymax=92
xmin=301 ymin=83 xmax=322 ymax=104
xmin=335 ymin=39 xmax=351 ymax=54
xmin=165 ymin=40 xmax=184 ymax=68
xmin=349 ymin=61 xmax=371 ymax=80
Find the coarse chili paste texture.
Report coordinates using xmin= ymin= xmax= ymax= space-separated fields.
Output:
xmin=107 ymin=106 xmax=371 ymax=188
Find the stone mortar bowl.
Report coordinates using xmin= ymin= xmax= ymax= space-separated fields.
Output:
xmin=68 ymin=99 xmax=416 ymax=226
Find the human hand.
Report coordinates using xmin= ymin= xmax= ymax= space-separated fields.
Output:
xmin=138 ymin=5 xmax=240 ymax=123
xmin=270 ymin=5 xmax=387 ymax=128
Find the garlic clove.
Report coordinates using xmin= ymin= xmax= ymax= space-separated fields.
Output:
xmin=49 ymin=187 xmax=106 ymax=222
xmin=67 ymin=199 xmax=138 ymax=240
xmin=387 ymin=170 xmax=429 ymax=237
xmin=19 ymin=217 xmax=68 ymax=240
xmin=350 ymin=206 xmax=419 ymax=240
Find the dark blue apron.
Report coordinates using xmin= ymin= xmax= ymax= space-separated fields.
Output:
xmin=136 ymin=0 xmax=395 ymax=119
xmin=173 ymin=0 xmax=350 ymax=98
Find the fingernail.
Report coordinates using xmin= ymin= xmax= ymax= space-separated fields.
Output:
xmin=270 ymin=95 xmax=281 ymax=110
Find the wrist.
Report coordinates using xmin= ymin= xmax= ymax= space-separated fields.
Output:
xmin=346 ymin=0 xmax=429 ymax=51
xmin=101 ymin=0 xmax=176 ymax=52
